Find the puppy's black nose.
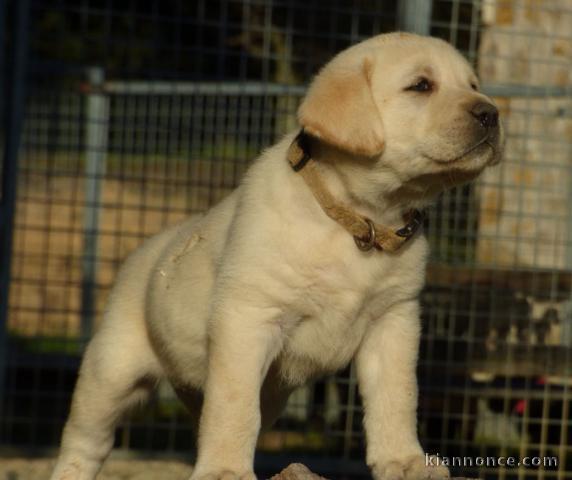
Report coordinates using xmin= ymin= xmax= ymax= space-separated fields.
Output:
xmin=471 ymin=102 xmax=499 ymax=129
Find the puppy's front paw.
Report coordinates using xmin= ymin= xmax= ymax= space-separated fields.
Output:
xmin=373 ymin=454 xmax=450 ymax=480
xmin=190 ymin=469 xmax=257 ymax=480
xmin=407 ymin=455 xmax=450 ymax=480
xmin=50 ymin=459 xmax=100 ymax=480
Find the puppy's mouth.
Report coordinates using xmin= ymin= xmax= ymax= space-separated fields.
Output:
xmin=423 ymin=133 xmax=499 ymax=166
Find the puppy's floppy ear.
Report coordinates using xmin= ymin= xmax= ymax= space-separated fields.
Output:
xmin=298 ymin=56 xmax=384 ymax=157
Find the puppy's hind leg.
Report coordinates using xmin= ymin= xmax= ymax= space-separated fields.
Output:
xmin=50 ymin=314 xmax=163 ymax=480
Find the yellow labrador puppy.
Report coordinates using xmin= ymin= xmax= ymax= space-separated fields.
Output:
xmin=51 ymin=32 xmax=503 ymax=480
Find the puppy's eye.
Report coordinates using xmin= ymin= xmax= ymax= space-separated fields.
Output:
xmin=406 ymin=78 xmax=432 ymax=93
xmin=471 ymin=83 xmax=479 ymax=91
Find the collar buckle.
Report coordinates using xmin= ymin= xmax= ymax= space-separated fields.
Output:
xmin=354 ymin=218 xmax=377 ymax=252
xmin=395 ymin=209 xmax=424 ymax=239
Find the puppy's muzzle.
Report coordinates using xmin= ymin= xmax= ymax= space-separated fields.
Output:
xmin=467 ymin=100 xmax=502 ymax=165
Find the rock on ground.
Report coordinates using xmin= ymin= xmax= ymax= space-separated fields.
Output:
xmin=270 ymin=464 xmax=327 ymax=480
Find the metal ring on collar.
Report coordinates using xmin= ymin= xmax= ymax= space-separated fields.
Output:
xmin=354 ymin=218 xmax=376 ymax=252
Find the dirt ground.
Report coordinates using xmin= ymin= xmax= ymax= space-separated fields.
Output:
xmin=0 ymin=458 xmax=193 ymax=480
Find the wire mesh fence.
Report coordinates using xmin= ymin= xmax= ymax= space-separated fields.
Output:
xmin=0 ymin=0 xmax=571 ymax=479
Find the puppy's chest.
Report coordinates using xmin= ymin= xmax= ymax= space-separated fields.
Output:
xmin=277 ymin=250 xmax=419 ymax=385
xmin=278 ymin=301 xmax=367 ymax=386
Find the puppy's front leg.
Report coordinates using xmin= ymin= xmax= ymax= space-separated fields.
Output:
xmin=356 ymin=300 xmax=449 ymax=480
xmin=191 ymin=302 xmax=283 ymax=480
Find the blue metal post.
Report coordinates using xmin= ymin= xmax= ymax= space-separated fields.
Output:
xmin=80 ymin=67 xmax=108 ymax=342
xmin=0 ymin=0 xmax=30 ymax=431
xmin=398 ymin=0 xmax=433 ymax=36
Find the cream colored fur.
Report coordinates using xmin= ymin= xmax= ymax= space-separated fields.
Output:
xmin=50 ymin=33 xmax=503 ymax=480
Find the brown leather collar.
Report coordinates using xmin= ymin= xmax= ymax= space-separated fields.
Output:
xmin=287 ymin=129 xmax=424 ymax=253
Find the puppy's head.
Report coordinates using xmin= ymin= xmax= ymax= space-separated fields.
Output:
xmin=298 ymin=32 xmax=504 ymax=201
